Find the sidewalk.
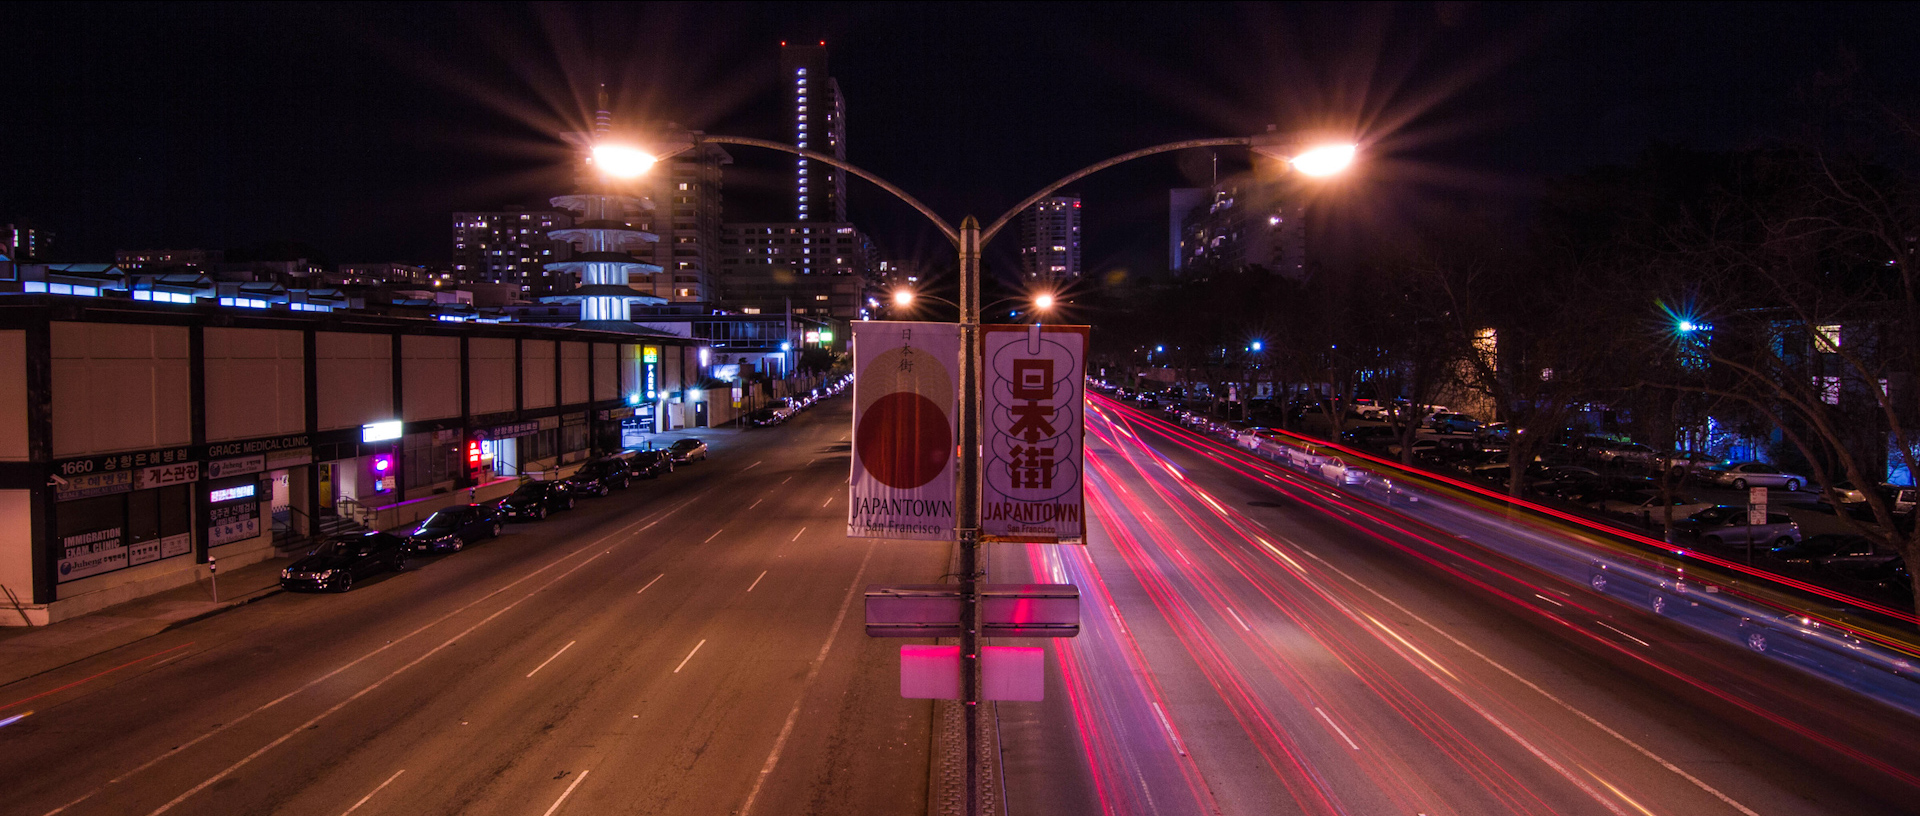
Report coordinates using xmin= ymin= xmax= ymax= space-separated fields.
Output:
xmin=0 ymin=555 xmax=290 ymax=689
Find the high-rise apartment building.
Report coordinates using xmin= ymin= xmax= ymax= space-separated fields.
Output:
xmin=779 ymin=42 xmax=847 ymax=223
xmin=450 ymin=208 xmax=575 ymax=296
xmin=627 ymin=133 xmax=730 ymax=304
xmin=718 ymin=222 xmax=874 ymax=319
xmin=1173 ymin=173 xmax=1306 ymax=280
xmin=1018 ymin=196 xmax=1083 ymax=283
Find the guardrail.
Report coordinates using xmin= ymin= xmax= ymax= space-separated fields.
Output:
xmin=1102 ymin=395 xmax=1920 ymax=717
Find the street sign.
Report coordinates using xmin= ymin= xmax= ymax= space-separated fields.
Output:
xmin=981 ymin=324 xmax=1089 ymax=544
xmin=900 ymin=645 xmax=1045 ymax=701
xmin=849 ymin=322 xmax=960 ymax=540
xmin=1749 ymin=486 xmax=1768 ymax=525
xmin=865 ymin=583 xmax=1080 ymax=638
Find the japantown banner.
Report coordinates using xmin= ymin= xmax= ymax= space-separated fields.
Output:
xmin=982 ymin=324 xmax=1088 ymax=543
xmin=849 ymin=321 xmax=961 ymax=540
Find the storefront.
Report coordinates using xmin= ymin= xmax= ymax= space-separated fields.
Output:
xmin=50 ymin=447 xmax=199 ymax=588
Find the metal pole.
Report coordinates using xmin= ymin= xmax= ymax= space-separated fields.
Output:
xmin=956 ymin=215 xmax=983 ymax=816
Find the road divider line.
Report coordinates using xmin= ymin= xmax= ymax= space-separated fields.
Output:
xmin=749 ymin=498 xmax=763 ymax=510
xmin=747 ymin=571 xmax=768 ymax=593
xmin=792 ymin=527 xmax=806 ymax=541
xmin=1534 ymin=593 xmax=1565 ymax=607
xmin=539 ymin=769 xmax=589 ymax=816
xmin=781 ymin=476 xmax=793 ymax=484
xmin=739 ymin=539 xmax=877 ymax=816
xmin=743 ymin=461 xmax=762 ymax=472
xmin=1226 ymin=608 xmax=1251 ymax=631
xmin=704 ymin=529 xmax=723 ymax=544
xmin=133 ymin=547 xmax=619 ymax=816
xmin=339 ymin=769 xmax=404 ymax=816
xmin=1 ymin=641 xmax=195 ymax=713
xmin=637 ymin=574 xmax=663 ymax=595
xmin=673 ymin=639 xmax=707 ymax=674
xmin=1315 ymin=707 xmax=1361 ymax=750
xmin=527 ymin=641 xmax=576 ymax=678
xmin=1597 ymin=622 xmax=1650 ymax=647
xmin=1150 ymin=702 xmax=1189 ymax=756
xmin=821 ymin=495 xmax=833 ymax=507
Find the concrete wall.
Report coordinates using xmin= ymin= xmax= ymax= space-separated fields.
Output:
xmin=560 ymin=341 xmax=589 ymax=405
xmin=317 ymin=331 xmax=393 ymax=430
xmin=522 ymin=339 xmax=556 ymax=409
xmin=0 ymin=330 xmax=25 ymax=461
xmin=0 ymin=491 xmax=33 ymax=624
xmin=593 ymin=344 xmax=616 ymax=401
xmin=470 ymin=337 xmax=516 ymax=415
xmin=204 ymin=327 xmax=305 ymax=443
xmin=402 ymin=335 xmax=460 ymax=421
xmin=51 ymin=322 xmax=191 ymax=457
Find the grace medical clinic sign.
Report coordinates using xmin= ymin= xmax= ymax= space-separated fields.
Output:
xmin=982 ymin=324 xmax=1088 ymax=544
xmin=849 ymin=321 xmax=960 ymax=540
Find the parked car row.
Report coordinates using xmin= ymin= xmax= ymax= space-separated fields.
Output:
xmin=282 ymin=438 xmax=715 ymax=593
xmin=750 ymin=375 xmax=852 ymax=427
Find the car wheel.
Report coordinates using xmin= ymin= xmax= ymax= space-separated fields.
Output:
xmin=335 ymin=573 xmax=355 ymax=592
xmin=491 ymin=522 xmax=503 ymax=538
xmin=450 ymin=538 xmax=463 ymax=553
xmin=1589 ymin=572 xmax=1608 ymax=593
xmin=394 ymin=556 xmax=408 ymax=572
xmin=534 ymin=507 xmax=548 ymax=520
xmin=599 ymin=485 xmax=611 ymax=497
xmin=1745 ymin=631 xmax=1769 ymax=653
xmin=1785 ymin=479 xmax=1801 ymax=492
xmin=1650 ymin=593 xmax=1671 ymax=616
xmin=1733 ymin=479 xmax=1748 ymax=491
xmin=566 ymin=498 xmax=575 ymax=510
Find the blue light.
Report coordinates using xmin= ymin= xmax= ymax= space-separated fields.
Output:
xmin=1678 ymin=320 xmax=1696 ymax=333
xmin=1155 ymin=345 xmax=1164 ymax=353
xmin=780 ymin=341 xmax=792 ymax=352
xmin=1250 ymin=340 xmax=1264 ymax=352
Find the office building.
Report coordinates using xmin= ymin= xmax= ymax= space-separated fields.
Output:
xmin=1018 ymin=196 xmax=1083 ymax=283
xmin=628 ymin=132 xmax=730 ymax=304
xmin=450 ymin=208 xmax=575 ymax=296
xmin=779 ymin=42 xmax=848 ymax=223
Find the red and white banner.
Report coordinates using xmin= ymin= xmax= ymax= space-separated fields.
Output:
xmin=849 ymin=321 xmax=960 ymax=540
xmin=982 ymin=324 xmax=1088 ymax=543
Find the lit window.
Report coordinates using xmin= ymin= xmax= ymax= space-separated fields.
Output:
xmin=678 ymin=182 xmax=690 ymax=191
xmin=797 ymin=141 xmax=808 ymax=148
xmin=133 ymin=290 xmax=153 ymax=300
xmin=743 ymin=307 xmax=761 ymax=314
xmin=1821 ymin=376 xmax=1842 ymax=404
xmin=798 ymin=106 xmax=808 ymax=112
xmin=1815 ymin=324 xmax=1842 ymax=352
xmin=815 ymin=294 xmax=829 ymax=301
xmin=796 ymin=68 xmax=807 ymax=76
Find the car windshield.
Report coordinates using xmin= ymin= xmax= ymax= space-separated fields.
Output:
xmin=1692 ymin=506 xmax=1736 ymax=522
xmin=314 ymin=539 xmax=374 ymax=557
xmin=421 ymin=510 xmax=465 ymax=528
xmin=510 ymin=483 xmax=546 ymax=499
xmin=672 ymin=440 xmax=696 ymax=450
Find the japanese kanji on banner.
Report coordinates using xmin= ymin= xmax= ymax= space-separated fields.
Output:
xmin=849 ymin=321 xmax=961 ymax=540
xmin=982 ymin=324 xmax=1088 ymax=543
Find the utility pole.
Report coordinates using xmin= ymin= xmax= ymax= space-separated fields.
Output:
xmin=955 ymin=215 xmax=983 ymax=815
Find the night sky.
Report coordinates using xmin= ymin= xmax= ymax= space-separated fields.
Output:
xmin=6 ymin=2 xmax=1918 ymax=278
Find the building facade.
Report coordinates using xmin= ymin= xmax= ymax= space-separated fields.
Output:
xmin=451 ymin=208 xmax=576 ymax=296
xmin=1018 ymin=196 xmax=1083 ymax=283
xmin=717 ymin=222 xmax=873 ymax=320
xmin=629 ymin=136 xmax=731 ymax=304
xmin=0 ymin=296 xmax=710 ymax=625
xmin=1173 ymin=174 xmax=1306 ymax=280
xmin=779 ymin=43 xmax=848 ymax=223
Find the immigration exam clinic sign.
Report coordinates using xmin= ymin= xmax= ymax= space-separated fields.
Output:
xmin=982 ymin=324 xmax=1088 ymax=544
xmin=849 ymin=322 xmax=960 ymax=540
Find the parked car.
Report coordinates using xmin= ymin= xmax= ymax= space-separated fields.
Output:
xmin=1589 ymin=442 xmax=1658 ymax=468
xmin=1831 ymin=482 xmax=1917 ymax=517
xmin=1529 ymin=465 xmax=1602 ymax=490
xmin=1711 ymin=462 xmax=1808 ymax=492
xmin=498 ymin=479 xmax=575 ymax=521
xmin=1737 ymin=611 xmax=1919 ymax=686
xmin=1587 ymin=552 xmax=1715 ymax=617
xmin=1769 ymin=533 xmax=1873 ymax=564
xmin=1655 ymin=451 xmax=1724 ymax=478
xmin=281 ymin=531 xmax=409 ymax=592
xmin=631 ymin=448 xmax=675 ymax=478
xmin=667 ymin=438 xmax=710 ymax=464
xmin=1673 ymin=505 xmax=1802 ymax=548
xmin=567 ymin=456 xmax=634 ymax=496
xmin=1427 ymin=412 xmax=1482 ymax=435
xmin=406 ymin=504 xmax=503 ymax=553
xmin=1340 ymin=425 xmax=1398 ymax=448
xmin=1597 ymin=489 xmax=1715 ymax=520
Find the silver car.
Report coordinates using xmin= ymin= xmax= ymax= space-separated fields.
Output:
xmin=1711 ymin=462 xmax=1808 ymax=492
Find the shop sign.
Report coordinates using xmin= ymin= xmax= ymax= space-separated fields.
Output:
xmin=55 ymin=446 xmax=193 ymax=478
xmin=133 ymin=461 xmax=200 ymax=491
xmin=209 ymin=455 xmax=267 ymax=479
xmin=129 ymin=536 xmax=163 ymax=566
xmin=204 ymin=433 xmax=311 ymax=460
xmin=57 ymin=527 xmax=127 ymax=583
xmin=538 ymin=415 xmax=561 ymax=431
xmin=55 ymin=470 xmax=132 ymax=501
xmin=264 ymin=447 xmax=312 ymax=469
xmin=208 ymin=501 xmax=261 ymax=546
xmin=643 ymin=345 xmax=660 ymax=400
xmin=160 ymin=532 xmax=192 ymax=559
xmin=601 ymin=406 xmax=635 ymax=421
xmin=561 ymin=413 xmax=586 ymax=427
xmin=478 ymin=421 xmax=540 ymax=440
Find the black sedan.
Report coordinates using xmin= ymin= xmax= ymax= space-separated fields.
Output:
xmin=406 ymin=504 xmax=502 ymax=553
xmin=567 ymin=457 xmax=633 ymax=496
xmin=631 ymin=449 xmax=675 ymax=478
xmin=667 ymin=438 xmax=709 ymax=464
xmin=281 ymin=532 xmax=408 ymax=592
xmin=498 ymin=480 xmax=575 ymax=521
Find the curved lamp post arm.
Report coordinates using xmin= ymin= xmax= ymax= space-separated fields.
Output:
xmin=699 ymin=134 xmax=960 ymax=246
xmin=980 ymin=136 xmax=1253 ymax=244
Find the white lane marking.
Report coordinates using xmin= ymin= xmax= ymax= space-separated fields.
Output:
xmin=748 ymin=571 xmax=768 ymax=593
xmin=1315 ymin=707 xmax=1361 ymax=750
xmin=539 ymin=769 xmax=590 ymax=816
xmin=1226 ymin=608 xmax=1251 ymax=631
xmin=1150 ymin=702 xmax=1189 ymax=756
xmin=673 ymin=639 xmax=708 ymax=674
xmin=43 ymin=493 xmax=718 ymax=816
xmin=822 ymin=495 xmax=833 ymax=507
xmin=636 ymin=574 xmax=663 ymax=595
xmin=1534 ymin=593 xmax=1565 ymax=607
xmin=527 ymin=641 xmax=577 ymax=678
xmin=1597 ymin=622 xmax=1650 ymax=648
xmin=781 ymin=476 xmax=793 ymax=484
xmin=1291 ymin=547 xmax=1763 ymax=816
xmin=791 ymin=527 xmax=806 ymax=542
xmin=749 ymin=498 xmax=763 ymax=510
xmin=140 ymin=548 xmax=619 ymax=816
xmin=743 ymin=461 xmax=762 ymax=472
xmin=739 ymin=540 xmax=877 ymax=816
xmin=1176 ymin=550 xmax=1192 ymax=565
xmin=704 ymin=529 xmax=723 ymax=544
xmin=339 ymin=769 xmax=404 ymax=816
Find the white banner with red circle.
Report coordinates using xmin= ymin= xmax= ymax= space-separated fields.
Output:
xmin=849 ymin=321 xmax=960 ymax=540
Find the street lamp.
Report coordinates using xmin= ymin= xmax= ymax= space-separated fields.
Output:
xmin=677 ymin=128 xmax=1356 ymax=816
xmin=1033 ymin=292 xmax=1055 ymax=312
xmin=589 ymin=143 xmax=658 ymax=178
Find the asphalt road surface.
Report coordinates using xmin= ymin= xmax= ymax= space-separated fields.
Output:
xmin=996 ymin=395 xmax=1920 ymax=816
xmin=0 ymin=395 xmax=947 ymax=816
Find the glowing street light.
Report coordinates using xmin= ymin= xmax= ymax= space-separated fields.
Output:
xmin=893 ymin=288 xmax=915 ymax=307
xmin=590 ymin=143 xmax=658 ymax=178
xmin=1034 ymin=293 xmax=1055 ymax=311
xmin=1249 ymin=340 xmax=1264 ymax=352
xmin=1289 ymin=143 xmax=1358 ymax=177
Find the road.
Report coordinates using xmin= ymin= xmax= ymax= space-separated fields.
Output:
xmin=0 ymin=395 xmax=946 ymax=816
xmin=997 ymin=395 xmax=1920 ymax=815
